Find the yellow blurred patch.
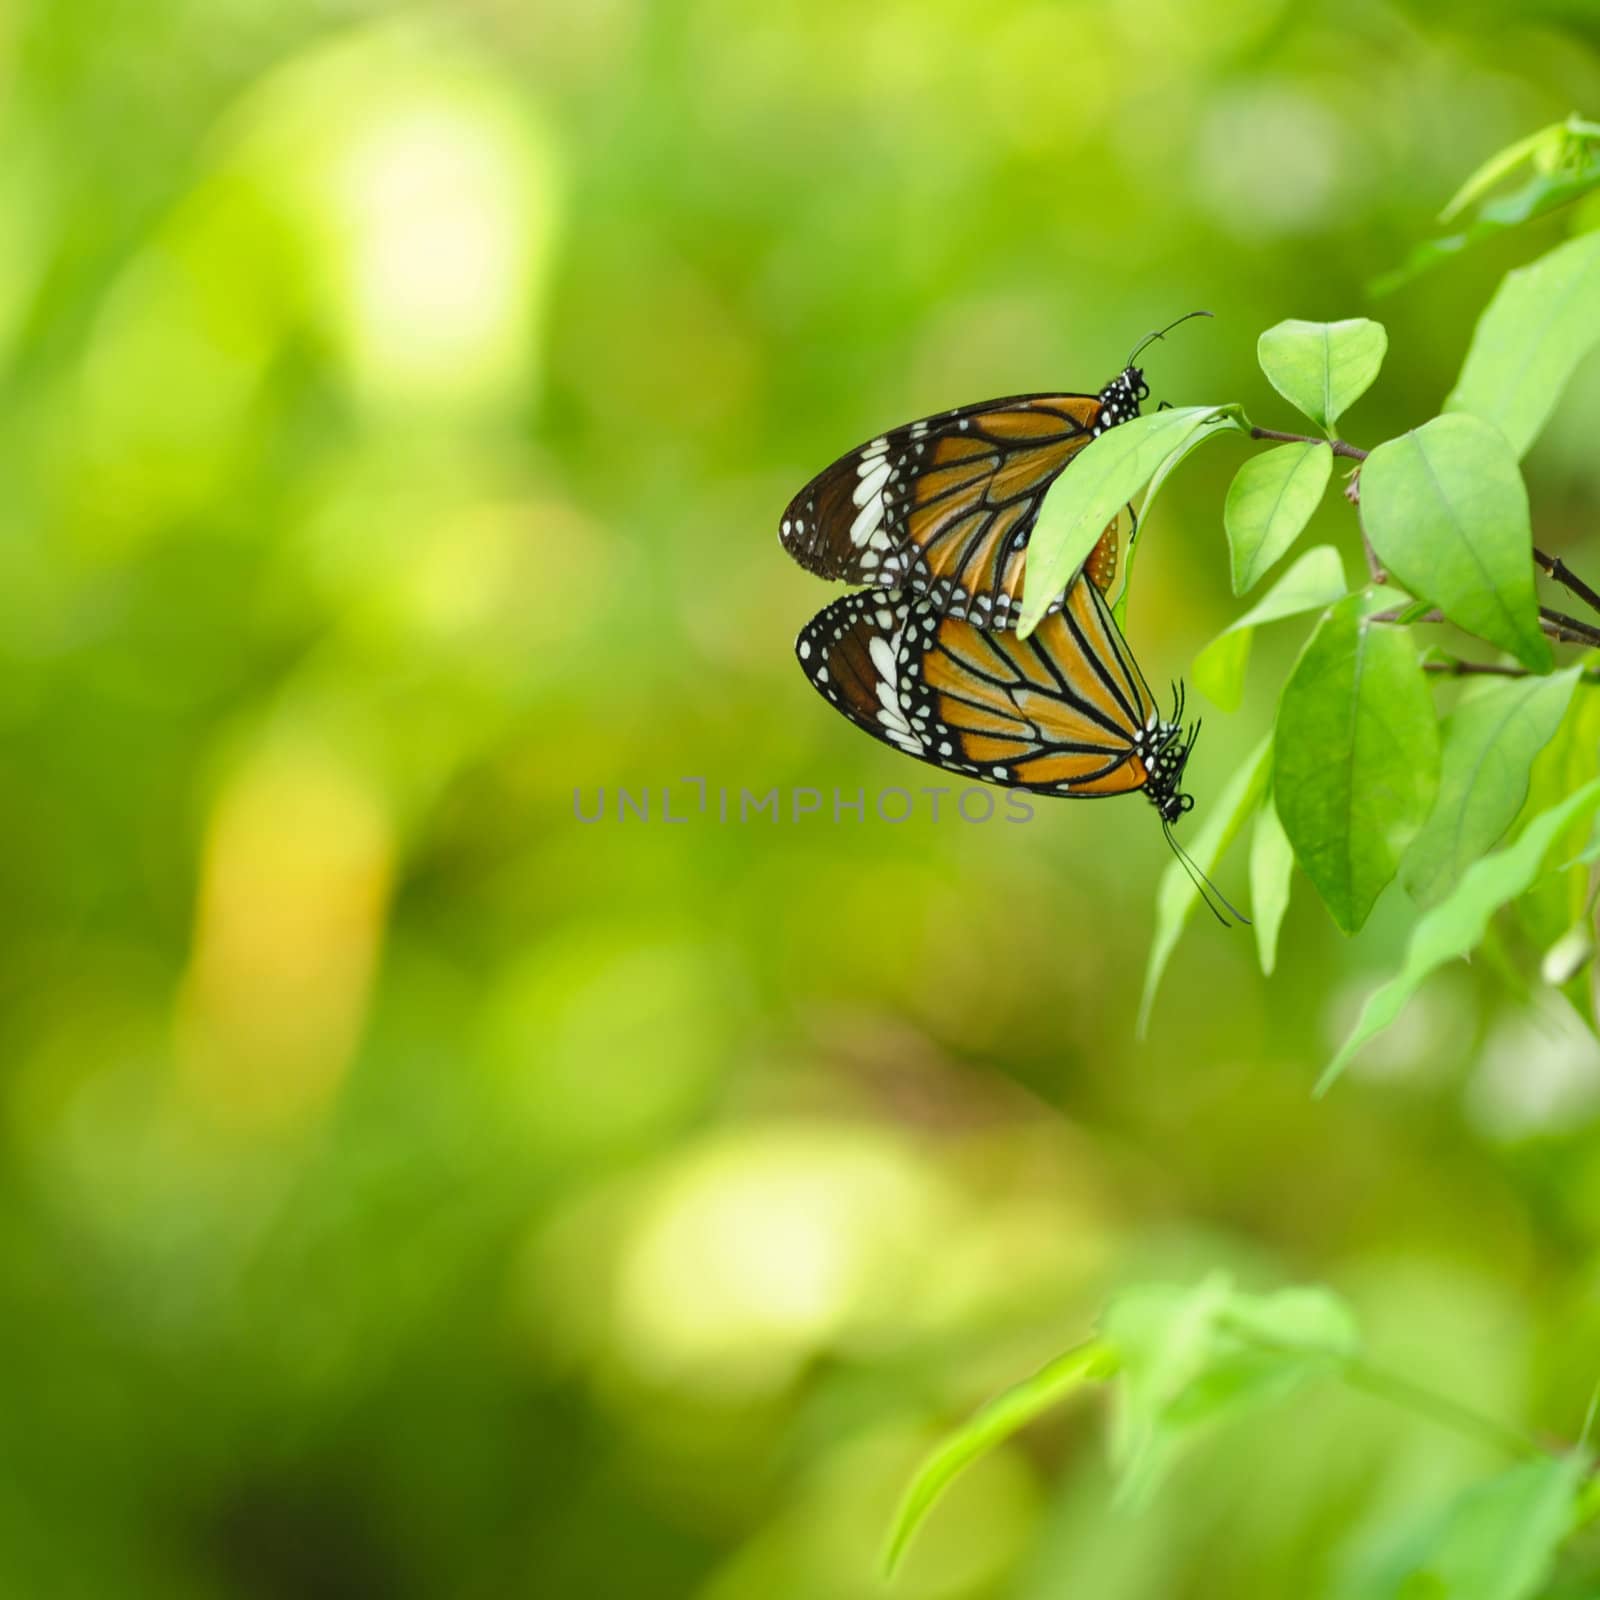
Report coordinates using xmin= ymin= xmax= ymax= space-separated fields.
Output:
xmin=176 ymin=742 xmax=392 ymax=1133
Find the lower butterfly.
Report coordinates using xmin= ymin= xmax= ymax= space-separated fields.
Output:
xmin=794 ymin=573 xmax=1244 ymax=920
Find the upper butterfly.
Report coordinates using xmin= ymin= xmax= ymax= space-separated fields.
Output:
xmin=777 ymin=314 xmax=1209 ymax=628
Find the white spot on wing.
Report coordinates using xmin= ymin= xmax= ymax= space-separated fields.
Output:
xmin=853 ymin=460 xmax=890 ymax=504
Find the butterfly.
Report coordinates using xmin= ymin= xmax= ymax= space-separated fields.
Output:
xmin=778 ymin=313 xmax=1208 ymax=628
xmin=793 ymin=571 xmax=1244 ymax=920
xmin=795 ymin=572 xmax=1196 ymax=821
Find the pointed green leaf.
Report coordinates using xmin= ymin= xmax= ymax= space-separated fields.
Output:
xmin=1225 ymin=441 xmax=1334 ymax=594
xmin=1402 ymin=667 xmax=1582 ymax=907
xmin=883 ymin=1338 xmax=1116 ymax=1574
xmin=1347 ymin=1453 xmax=1588 ymax=1600
xmin=1138 ymin=735 xmax=1272 ymax=1034
xmin=1371 ymin=164 xmax=1600 ymax=295
xmin=1020 ymin=405 xmax=1238 ymax=637
xmin=1250 ymin=790 xmax=1295 ymax=976
xmin=1276 ymin=594 xmax=1440 ymax=935
xmin=1257 ymin=319 xmax=1388 ymax=433
xmin=1437 ymin=122 xmax=1570 ymax=222
xmin=1192 ymin=544 xmax=1349 ymax=712
xmin=1321 ymin=778 xmax=1600 ymax=1091
xmin=1103 ymin=1277 xmax=1359 ymax=1507
xmin=1445 ymin=229 xmax=1600 ymax=458
xmin=1361 ymin=414 xmax=1551 ymax=671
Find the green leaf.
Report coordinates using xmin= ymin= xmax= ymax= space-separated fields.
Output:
xmin=1321 ymin=778 xmax=1600 ymax=1091
xmin=1275 ymin=594 xmax=1440 ymax=935
xmin=1360 ymin=414 xmax=1551 ymax=671
xmin=1371 ymin=164 xmax=1600 ymax=295
xmin=1225 ymin=441 xmax=1334 ymax=595
xmin=1347 ymin=1453 xmax=1589 ymax=1600
xmin=1257 ymin=319 xmax=1388 ymax=433
xmin=1113 ymin=423 xmax=1241 ymax=628
xmin=1192 ymin=545 xmax=1349 ymax=712
xmin=1515 ymin=682 xmax=1600 ymax=949
xmin=1020 ymin=405 xmax=1239 ymax=637
xmin=1401 ymin=667 xmax=1582 ymax=907
xmin=1103 ymin=1277 xmax=1359 ymax=1506
xmin=1445 ymin=229 xmax=1600 ymax=459
xmin=1249 ymin=790 xmax=1295 ymax=976
xmin=1138 ymin=735 xmax=1272 ymax=1034
xmin=1437 ymin=124 xmax=1570 ymax=223
xmin=883 ymin=1338 xmax=1116 ymax=1574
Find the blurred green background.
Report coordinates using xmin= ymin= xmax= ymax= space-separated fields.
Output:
xmin=8 ymin=1 xmax=1600 ymax=1594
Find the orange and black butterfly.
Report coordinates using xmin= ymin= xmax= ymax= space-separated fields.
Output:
xmin=778 ymin=314 xmax=1208 ymax=627
xmin=795 ymin=571 xmax=1198 ymax=825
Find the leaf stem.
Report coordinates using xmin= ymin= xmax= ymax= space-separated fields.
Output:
xmin=1249 ymin=425 xmax=1369 ymax=461
xmin=1220 ymin=1317 xmax=1543 ymax=1462
xmin=1337 ymin=1357 xmax=1546 ymax=1461
xmin=1424 ymin=659 xmax=1600 ymax=681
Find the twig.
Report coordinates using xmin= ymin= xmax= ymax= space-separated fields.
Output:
xmin=1541 ymin=607 xmax=1600 ymax=650
xmin=1534 ymin=548 xmax=1600 ymax=621
xmin=1423 ymin=660 xmax=1529 ymax=677
xmin=1424 ymin=660 xmax=1600 ymax=681
xmin=1249 ymin=426 xmax=1368 ymax=462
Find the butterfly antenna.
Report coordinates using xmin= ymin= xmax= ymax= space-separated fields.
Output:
xmin=1161 ymin=819 xmax=1252 ymax=928
xmin=1127 ymin=309 xmax=1214 ymax=369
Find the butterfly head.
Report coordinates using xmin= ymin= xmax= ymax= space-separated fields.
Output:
xmin=1141 ymin=682 xmax=1199 ymax=827
xmin=1096 ymin=366 xmax=1149 ymax=431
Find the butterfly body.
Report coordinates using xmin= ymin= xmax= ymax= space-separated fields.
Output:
xmin=779 ymin=366 xmax=1149 ymax=626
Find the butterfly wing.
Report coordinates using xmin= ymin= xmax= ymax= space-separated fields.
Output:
xmin=795 ymin=579 xmax=1162 ymax=796
xmin=780 ymin=393 xmax=1116 ymax=627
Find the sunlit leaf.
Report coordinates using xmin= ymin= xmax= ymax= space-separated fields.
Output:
xmin=883 ymin=1338 xmax=1117 ymax=1574
xmin=1250 ymin=789 xmax=1295 ymax=976
xmin=1445 ymin=229 xmax=1600 ymax=458
xmin=1192 ymin=544 xmax=1349 ymax=712
xmin=1401 ymin=667 xmax=1581 ymax=908
xmin=1020 ymin=405 xmax=1239 ymax=637
xmin=1138 ymin=735 xmax=1272 ymax=1034
xmin=1114 ymin=424 xmax=1243 ymax=628
xmin=1321 ymin=778 xmax=1600 ymax=1092
xmin=1360 ymin=414 xmax=1550 ymax=671
xmin=1103 ymin=1277 xmax=1359 ymax=1507
xmin=1346 ymin=1452 xmax=1589 ymax=1600
xmin=1257 ymin=319 xmax=1387 ymax=433
xmin=1225 ymin=441 xmax=1334 ymax=595
xmin=1276 ymin=593 xmax=1440 ymax=935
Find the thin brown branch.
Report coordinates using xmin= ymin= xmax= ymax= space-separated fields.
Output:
xmin=1540 ymin=607 xmax=1600 ymax=649
xmin=1248 ymin=426 xmax=1369 ymax=461
xmin=1425 ymin=661 xmax=1533 ymax=678
xmin=1425 ymin=658 xmax=1600 ymax=682
xmin=1534 ymin=548 xmax=1600 ymax=622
